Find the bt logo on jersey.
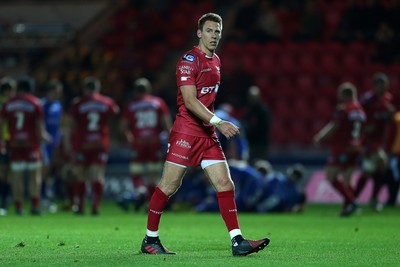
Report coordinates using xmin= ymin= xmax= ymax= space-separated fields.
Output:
xmin=200 ymin=84 xmax=219 ymax=94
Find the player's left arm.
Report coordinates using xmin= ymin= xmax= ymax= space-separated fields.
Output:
xmin=313 ymin=121 xmax=339 ymax=144
xmin=119 ymin=116 xmax=133 ymax=144
xmin=180 ymin=85 xmax=239 ymax=139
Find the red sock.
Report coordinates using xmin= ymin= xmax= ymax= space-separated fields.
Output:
xmin=354 ymin=174 xmax=368 ymax=197
xmin=147 ymin=184 xmax=156 ymax=200
xmin=91 ymin=181 xmax=103 ymax=211
xmin=146 ymin=187 xmax=169 ymax=231
xmin=77 ymin=181 xmax=86 ymax=212
xmin=31 ymin=196 xmax=39 ymax=209
xmin=67 ymin=182 xmax=75 ymax=206
xmin=132 ymin=174 xmax=145 ymax=189
xmin=217 ymin=190 xmax=240 ymax=232
xmin=15 ymin=200 xmax=23 ymax=210
xmin=331 ymin=179 xmax=354 ymax=204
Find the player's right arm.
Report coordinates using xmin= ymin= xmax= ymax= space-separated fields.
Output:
xmin=37 ymin=118 xmax=52 ymax=144
xmin=180 ymin=84 xmax=239 ymax=139
xmin=62 ymin=113 xmax=74 ymax=154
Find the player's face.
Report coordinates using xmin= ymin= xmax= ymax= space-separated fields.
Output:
xmin=374 ymin=81 xmax=387 ymax=97
xmin=197 ymin=20 xmax=222 ymax=54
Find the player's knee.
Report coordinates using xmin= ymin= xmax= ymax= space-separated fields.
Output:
xmin=214 ymin=177 xmax=234 ymax=191
xmin=158 ymin=178 xmax=182 ymax=196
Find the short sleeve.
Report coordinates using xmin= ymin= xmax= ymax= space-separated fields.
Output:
xmin=176 ymin=53 xmax=198 ymax=87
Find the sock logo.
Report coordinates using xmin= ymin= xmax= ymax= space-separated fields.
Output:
xmin=149 ymin=209 xmax=163 ymax=215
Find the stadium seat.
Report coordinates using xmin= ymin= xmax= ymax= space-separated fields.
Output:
xmin=258 ymin=53 xmax=278 ymax=74
xmin=312 ymin=97 xmax=334 ymax=121
xmin=319 ymin=53 xmax=340 ymax=75
xmin=297 ymin=53 xmax=318 ymax=74
xmin=303 ymin=42 xmax=323 ymax=57
xmin=239 ymin=53 xmax=257 ymax=73
xmin=295 ymin=74 xmax=315 ymax=94
xmin=290 ymin=119 xmax=312 ymax=146
xmin=276 ymin=53 xmax=297 ymax=74
xmin=342 ymin=53 xmax=364 ymax=75
xmin=272 ymin=97 xmax=294 ymax=121
xmin=292 ymin=97 xmax=313 ymax=120
xmin=270 ymin=119 xmax=290 ymax=146
xmin=323 ymin=42 xmax=344 ymax=58
xmin=323 ymin=9 xmax=342 ymax=40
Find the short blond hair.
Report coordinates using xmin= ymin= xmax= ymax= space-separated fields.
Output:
xmin=338 ymin=82 xmax=357 ymax=99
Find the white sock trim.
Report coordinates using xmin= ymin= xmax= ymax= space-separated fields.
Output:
xmin=229 ymin=229 xmax=242 ymax=239
xmin=146 ymin=229 xmax=159 ymax=237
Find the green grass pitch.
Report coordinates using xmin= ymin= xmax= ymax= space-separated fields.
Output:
xmin=1 ymin=203 xmax=399 ymax=267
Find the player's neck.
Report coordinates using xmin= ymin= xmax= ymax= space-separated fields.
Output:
xmin=197 ymin=44 xmax=214 ymax=57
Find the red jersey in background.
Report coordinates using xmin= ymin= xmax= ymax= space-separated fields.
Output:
xmin=70 ymin=93 xmax=118 ymax=151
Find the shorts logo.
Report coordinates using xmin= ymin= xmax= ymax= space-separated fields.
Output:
xmin=176 ymin=139 xmax=191 ymax=149
xmin=171 ymin=152 xmax=189 ymax=160
xmin=182 ymin=54 xmax=195 ymax=62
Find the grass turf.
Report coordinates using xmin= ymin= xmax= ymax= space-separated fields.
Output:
xmin=1 ymin=203 xmax=399 ymax=267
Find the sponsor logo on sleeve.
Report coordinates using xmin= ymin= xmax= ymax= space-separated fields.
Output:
xmin=181 ymin=77 xmax=190 ymax=81
xmin=178 ymin=65 xmax=193 ymax=75
xmin=182 ymin=54 xmax=195 ymax=62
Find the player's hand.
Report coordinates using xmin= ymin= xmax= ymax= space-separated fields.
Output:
xmin=216 ymin=120 xmax=240 ymax=139
xmin=42 ymin=131 xmax=53 ymax=144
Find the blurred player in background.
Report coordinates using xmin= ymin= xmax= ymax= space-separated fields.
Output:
xmin=41 ymin=79 xmax=63 ymax=211
xmin=140 ymin=13 xmax=269 ymax=256
xmin=119 ymin=77 xmax=172 ymax=210
xmin=255 ymin=163 xmax=306 ymax=213
xmin=65 ymin=77 xmax=119 ymax=215
xmin=0 ymin=77 xmax=16 ymax=215
xmin=0 ymin=77 xmax=51 ymax=215
xmin=242 ymin=85 xmax=271 ymax=164
xmin=353 ymin=73 xmax=396 ymax=211
xmin=314 ymin=82 xmax=366 ymax=217
xmin=215 ymin=103 xmax=249 ymax=161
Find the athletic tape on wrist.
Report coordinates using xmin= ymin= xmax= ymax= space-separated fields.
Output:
xmin=210 ymin=115 xmax=222 ymax=126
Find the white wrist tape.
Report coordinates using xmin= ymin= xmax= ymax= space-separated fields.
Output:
xmin=209 ymin=115 xmax=222 ymax=126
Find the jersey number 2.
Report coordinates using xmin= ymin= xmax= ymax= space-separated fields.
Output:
xmin=87 ymin=112 xmax=100 ymax=131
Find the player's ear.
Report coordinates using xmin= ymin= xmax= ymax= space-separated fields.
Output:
xmin=197 ymin=29 xmax=202 ymax=38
